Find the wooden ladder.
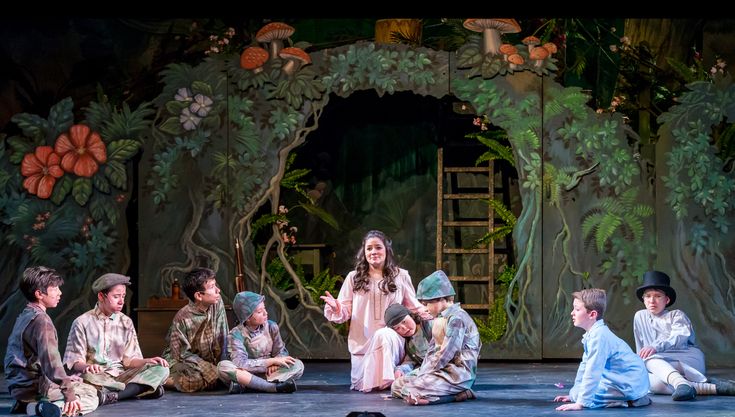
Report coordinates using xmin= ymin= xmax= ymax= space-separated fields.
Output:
xmin=435 ymin=147 xmax=495 ymax=311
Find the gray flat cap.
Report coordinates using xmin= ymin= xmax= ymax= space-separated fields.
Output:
xmin=92 ymin=273 xmax=131 ymax=293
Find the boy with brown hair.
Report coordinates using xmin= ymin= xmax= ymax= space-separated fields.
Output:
xmin=554 ymin=288 xmax=650 ymax=411
xmin=63 ymin=273 xmax=169 ymax=405
xmin=162 ymin=267 xmax=229 ymax=392
xmin=4 ymin=266 xmax=99 ymax=416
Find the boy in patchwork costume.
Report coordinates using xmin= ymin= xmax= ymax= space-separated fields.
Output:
xmin=218 ymin=291 xmax=303 ymax=393
xmin=392 ymin=270 xmax=481 ymax=405
xmin=162 ymin=267 xmax=229 ymax=392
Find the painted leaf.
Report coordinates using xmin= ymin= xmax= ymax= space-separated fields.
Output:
xmin=191 ymin=81 xmax=213 ymax=97
xmin=166 ymin=100 xmax=190 ymax=115
xmin=8 ymin=136 xmax=34 ymax=164
xmin=105 ymin=160 xmax=127 ymax=189
xmin=72 ymin=177 xmax=92 ymax=206
xmin=90 ymin=197 xmax=106 ymax=221
xmin=107 ymin=139 xmax=141 ymax=162
xmin=47 ymin=97 xmax=74 ymax=139
xmin=11 ymin=113 xmax=48 ymax=142
xmin=50 ymin=175 xmax=73 ymax=205
xmin=159 ymin=117 xmax=185 ymax=135
xmin=93 ymin=174 xmax=111 ymax=193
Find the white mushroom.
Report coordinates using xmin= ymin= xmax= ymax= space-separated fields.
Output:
xmin=463 ymin=18 xmax=521 ymax=55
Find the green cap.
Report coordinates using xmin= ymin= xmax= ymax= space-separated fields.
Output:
xmin=233 ymin=291 xmax=265 ymax=323
xmin=92 ymin=273 xmax=131 ymax=293
xmin=384 ymin=303 xmax=411 ymax=327
xmin=416 ymin=270 xmax=455 ymax=301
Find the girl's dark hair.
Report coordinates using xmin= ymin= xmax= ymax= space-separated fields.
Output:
xmin=352 ymin=230 xmax=399 ymax=293
xmin=20 ymin=266 xmax=64 ymax=302
xmin=183 ymin=267 xmax=216 ymax=301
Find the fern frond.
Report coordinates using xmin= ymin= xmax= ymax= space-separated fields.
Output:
xmin=596 ymin=214 xmax=622 ymax=252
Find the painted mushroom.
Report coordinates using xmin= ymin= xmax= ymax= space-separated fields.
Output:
xmin=499 ymin=43 xmax=518 ymax=61
xmin=255 ymin=22 xmax=295 ymax=59
xmin=507 ymin=53 xmax=524 ymax=70
xmin=240 ymin=46 xmax=269 ymax=73
xmin=529 ymin=46 xmax=549 ymax=67
xmin=463 ymin=18 xmax=521 ymax=56
xmin=279 ymin=47 xmax=311 ymax=75
xmin=522 ymin=36 xmax=541 ymax=53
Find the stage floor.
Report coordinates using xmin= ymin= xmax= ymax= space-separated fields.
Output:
xmin=2 ymin=361 xmax=734 ymax=417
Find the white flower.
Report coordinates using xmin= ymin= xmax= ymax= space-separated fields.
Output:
xmin=175 ymin=87 xmax=192 ymax=102
xmin=189 ymin=94 xmax=213 ymax=117
xmin=179 ymin=108 xmax=201 ymax=131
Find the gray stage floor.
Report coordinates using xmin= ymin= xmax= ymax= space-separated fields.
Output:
xmin=2 ymin=361 xmax=735 ymax=417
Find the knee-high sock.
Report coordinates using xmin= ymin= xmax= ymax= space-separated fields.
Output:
xmin=245 ymin=374 xmax=276 ymax=393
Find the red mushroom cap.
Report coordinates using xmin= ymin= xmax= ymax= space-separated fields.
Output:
xmin=256 ymin=22 xmax=295 ymax=43
xmin=240 ymin=46 xmax=269 ymax=70
xmin=278 ymin=47 xmax=311 ymax=64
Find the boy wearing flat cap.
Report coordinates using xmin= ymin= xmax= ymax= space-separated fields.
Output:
xmin=384 ymin=303 xmax=432 ymax=378
xmin=63 ymin=273 xmax=170 ymax=405
xmin=162 ymin=267 xmax=229 ymax=392
xmin=633 ymin=270 xmax=735 ymax=401
xmin=218 ymin=291 xmax=303 ymax=394
xmin=394 ymin=270 xmax=480 ymax=406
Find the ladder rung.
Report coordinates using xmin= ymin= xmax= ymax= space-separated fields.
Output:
xmin=449 ymin=275 xmax=492 ymax=282
xmin=461 ymin=303 xmax=490 ymax=310
xmin=444 ymin=167 xmax=490 ymax=173
xmin=443 ymin=220 xmax=489 ymax=227
xmin=443 ymin=248 xmax=490 ymax=254
xmin=444 ymin=193 xmax=491 ymax=199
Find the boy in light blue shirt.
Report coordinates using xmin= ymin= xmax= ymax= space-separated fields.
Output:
xmin=554 ymin=288 xmax=651 ymax=411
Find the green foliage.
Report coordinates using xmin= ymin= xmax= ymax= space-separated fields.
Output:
xmin=659 ymin=79 xmax=735 ymax=235
xmin=582 ymin=187 xmax=653 ymax=253
xmin=304 ymin=268 xmax=342 ymax=305
xmin=473 ymin=199 xmax=517 ymax=248
xmin=266 ymin=255 xmax=297 ymax=292
xmin=474 ymin=264 xmax=516 ymax=342
xmin=467 ymin=130 xmax=515 ymax=167
xmin=599 ymin=235 xmax=656 ymax=305
xmin=267 ymin=67 xmax=325 ymax=109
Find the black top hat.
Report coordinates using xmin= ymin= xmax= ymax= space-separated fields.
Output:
xmin=636 ymin=270 xmax=676 ymax=307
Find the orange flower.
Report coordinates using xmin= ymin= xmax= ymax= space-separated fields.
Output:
xmin=54 ymin=124 xmax=107 ymax=177
xmin=21 ymin=146 xmax=64 ymax=199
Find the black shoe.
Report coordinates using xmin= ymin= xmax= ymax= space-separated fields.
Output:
xmin=140 ymin=385 xmax=164 ymax=399
xmin=711 ymin=377 xmax=735 ymax=396
xmin=672 ymin=384 xmax=696 ymax=401
xmin=9 ymin=401 xmax=28 ymax=414
xmin=97 ymin=387 xmax=119 ymax=406
xmin=35 ymin=401 xmax=61 ymax=417
xmin=275 ymin=379 xmax=296 ymax=393
xmin=229 ymin=381 xmax=245 ymax=394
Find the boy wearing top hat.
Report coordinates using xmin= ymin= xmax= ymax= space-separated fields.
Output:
xmin=633 ymin=270 xmax=735 ymax=401
xmin=393 ymin=270 xmax=480 ymax=406
xmin=63 ymin=273 xmax=170 ymax=405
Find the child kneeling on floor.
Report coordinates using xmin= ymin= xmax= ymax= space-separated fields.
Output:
xmin=554 ymin=288 xmax=651 ymax=411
